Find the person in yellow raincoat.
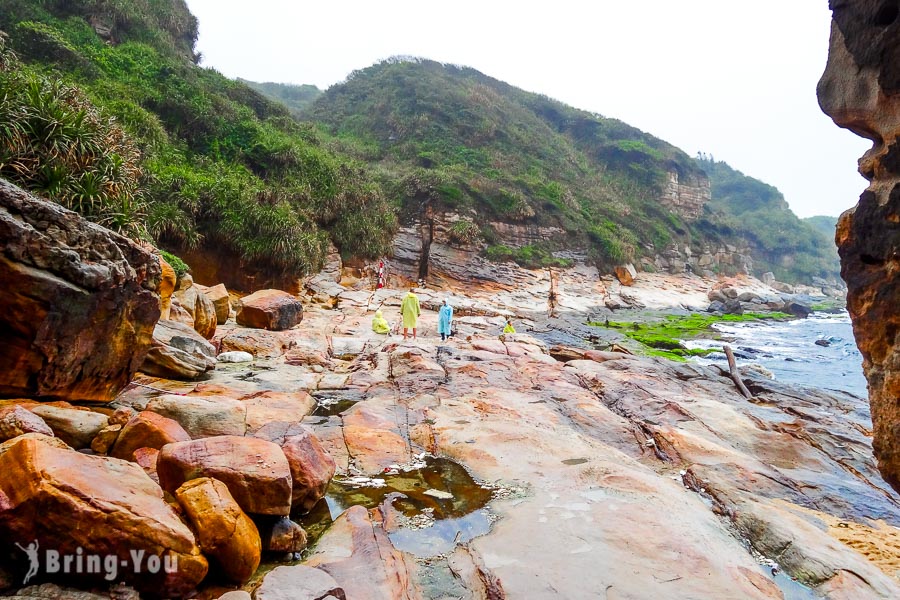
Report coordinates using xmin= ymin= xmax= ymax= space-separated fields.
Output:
xmin=503 ymin=319 xmax=516 ymax=334
xmin=372 ymin=310 xmax=390 ymax=334
xmin=401 ymin=288 xmax=421 ymax=340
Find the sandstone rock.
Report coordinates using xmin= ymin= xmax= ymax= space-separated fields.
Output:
xmin=157 ymin=436 xmax=293 ymax=516
xmin=0 ymin=179 xmax=161 ymax=402
xmin=306 ymin=505 xmax=418 ymax=600
xmin=236 ymin=290 xmax=303 ymax=331
xmin=707 ymin=289 xmax=728 ymax=303
xmin=217 ymin=592 xmax=252 ymax=600
xmin=169 ymin=300 xmax=195 ymax=328
xmin=133 ymin=447 xmax=160 ymax=484
xmin=140 ymin=319 xmax=217 ymax=380
xmin=771 ymin=281 xmax=795 ymax=294
xmin=1 ymin=583 xmax=141 ymax=599
xmin=257 ymin=516 xmax=308 ymax=553
xmin=250 ymin=422 xmax=335 ymax=512
xmin=737 ymin=291 xmax=760 ymax=303
xmin=330 ymin=336 xmax=366 ymax=360
xmin=158 ymin=255 xmax=177 ymax=321
xmin=175 ymin=477 xmax=261 ymax=584
xmin=145 ymin=394 xmax=247 ymax=438
xmin=240 ymin=391 xmax=316 ymax=432
xmin=761 ymin=271 xmax=776 ymax=286
xmin=0 ymin=405 xmax=53 ymax=441
xmin=203 ymin=283 xmax=231 ymax=324
xmin=614 ymin=263 xmax=637 ymax=286
xmin=175 ymin=281 xmax=217 ymax=339
xmin=110 ymin=410 xmax=191 ymax=460
xmin=255 ymin=565 xmax=345 ymax=600
xmin=284 ymin=346 xmax=331 ymax=367
xmin=109 ymin=405 xmax=137 ymax=427
xmin=818 ymin=2 xmax=900 ymax=491
xmin=0 ymin=437 xmax=207 ymax=595
xmin=219 ymin=329 xmax=287 ymax=359
xmin=0 ymin=432 xmax=69 ymax=458
xmin=89 ymin=423 xmax=122 ymax=454
xmin=28 ymin=405 xmax=108 ymax=449
xmin=217 ymin=351 xmax=253 ymax=363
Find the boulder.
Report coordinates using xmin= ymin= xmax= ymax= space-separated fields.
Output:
xmin=236 ymin=290 xmax=303 ymax=331
xmin=219 ymin=329 xmax=287 ymax=359
xmin=614 ymin=264 xmax=637 ymax=286
xmin=174 ymin=279 xmax=217 ymax=339
xmin=110 ymin=411 xmax=191 ymax=460
xmin=90 ymin=424 xmax=122 ymax=454
xmin=255 ymin=565 xmax=345 ymax=600
xmin=28 ymin=405 xmax=108 ymax=449
xmin=217 ymin=351 xmax=253 ymax=363
xmin=174 ymin=477 xmax=261 ymax=584
xmin=0 ymin=432 xmax=70 ymax=457
xmin=707 ymin=289 xmax=728 ymax=303
xmin=256 ymin=516 xmax=308 ymax=553
xmin=724 ymin=299 xmax=744 ymax=315
xmin=203 ymin=283 xmax=231 ymax=325
xmin=737 ymin=291 xmax=760 ymax=303
xmin=158 ymin=255 xmax=177 ymax=321
xmin=783 ymin=301 xmax=812 ymax=319
xmin=140 ymin=320 xmax=217 ymax=380
xmin=0 ymin=437 xmax=207 ymax=595
xmin=761 ymin=272 xmax=776 ymax=286
xmin=157 ymin=436 xmax=293 ymax=516
xmin=707 ymin=300 xmax=726 ymax=313
xmin=133 ymin=447 xmax=160 ymax=484
xmin=145 ymin=394 xmax=247 ymax=438
xmin=772 ymin=281 xmax=795 ymax=294
xmin=252 ymin=422 xmax=335 ymax=512
xmin=0 ymin=405 xmax=53 ymax=441
xmin=169 ymin=301 xmax=195 ymax=328
xmin=0 ymin=178 xmax=161 ymax=402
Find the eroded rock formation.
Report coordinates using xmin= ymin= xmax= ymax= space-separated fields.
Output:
xmin=818 ymin=0 xmax=900 ymax=492
xmin=0 ymin=179 xmax=161 ymax=402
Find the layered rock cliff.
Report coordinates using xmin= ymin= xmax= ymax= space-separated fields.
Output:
xmin=818 ymin=0 xmax=900 ymax=491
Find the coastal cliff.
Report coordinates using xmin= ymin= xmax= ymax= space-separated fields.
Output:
xmin=818 ymin=0 xmax=900 ymax=493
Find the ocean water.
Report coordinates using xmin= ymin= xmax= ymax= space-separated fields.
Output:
xmin=685 ymin=311 xmax=868 ymax=398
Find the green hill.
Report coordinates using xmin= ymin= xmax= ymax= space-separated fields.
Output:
xmin=303 ymin=57 xmax=707 ymax=268
xmin=697 ymin=156 xmax=840 ymax=282
xmin=804 ymin=215 xmax=838 ymax=240
xmin=0 ymin=0 xmax=395 ymax=283
xmin=238 ymin=79 xmax=322 ymax=116
xmin=300 ymin=57 xmax=840 ymax=282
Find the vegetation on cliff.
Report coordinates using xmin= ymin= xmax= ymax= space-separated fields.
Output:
xmin=302 ymin=57 xmax=707 ymax=268
xmin=0 ymin=0 xmax=396 ymax=276
xmin=697 ymin=155 xmax=840 ymax=282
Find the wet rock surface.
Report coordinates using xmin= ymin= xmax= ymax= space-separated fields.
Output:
xmin=819 ymin=0 xmax=900 ymax=496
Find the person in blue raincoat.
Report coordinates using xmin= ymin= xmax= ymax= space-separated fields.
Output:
xmin=438 ymin=298 xmax=453 ymax=341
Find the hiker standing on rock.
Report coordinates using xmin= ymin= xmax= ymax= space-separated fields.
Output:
xmin=438 ymin=298 xmax=453 ymax=341
xmin=401 ymin=288 xmax=421 ymax=340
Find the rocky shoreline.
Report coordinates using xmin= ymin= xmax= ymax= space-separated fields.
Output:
xmin=3 ymin=229 xmax=898 ymax=599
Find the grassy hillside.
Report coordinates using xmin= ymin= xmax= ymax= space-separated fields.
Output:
xmin=239 ymin=79 xmax=322 ymax=116
xmin=698 ymin=156 xmax=840 ymax=282
xmin=302 ymin=57 xmax=708 ymax=268
xmin=804 ymin=215 xmax=838 ymax=240
xmin=0 ymin=0 xmax=395 ymax=278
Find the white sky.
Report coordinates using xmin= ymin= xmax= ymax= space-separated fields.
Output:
xmin=185 ymin=0 xmax=871 ymax=219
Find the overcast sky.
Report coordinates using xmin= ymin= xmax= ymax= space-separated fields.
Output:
xmin=185 ymin=0 xmax=870 ymax=219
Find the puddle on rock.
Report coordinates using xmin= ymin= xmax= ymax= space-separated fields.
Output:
xmin=297 ymin=457 xmax=495 ymax=557
xmin=311 ymin=390 xmax=363 ymax=417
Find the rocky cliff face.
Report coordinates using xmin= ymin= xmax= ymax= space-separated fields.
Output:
xmin=818 ymin=1 xmax=900 ymax=491
xmin=0 ymin=179 xmax=161 ymax=402
xmin=660 ymin=169 xmax=710 ymax=220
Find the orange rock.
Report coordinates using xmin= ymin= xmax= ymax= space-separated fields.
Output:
xmin=133 ymin=447 xmax=160 ymax=484
xmin=110 ymin=411 xmax=191 ymax=460
xmin=203 ymin=283 xmax=231 ymax=325
xmin=157 ymin=436 xmax=293 ymax=516
xmin=240 ymin=391 xmax=316 ymax=433
xmin=0 ymin=405 xmax=53 ymax=441
xmin=158 ymin=255 xmax=177 ymax=320
xmin=175 ymin=477 xmax=261 ymax=584
xmin=236 ymin=290 xmax=303 ymax=331
xmin=0 ymin=437 xmax=207 ymax=596
xmin=27 ymin=404 xmax=108 ymax=449
xmin=252 ymin=422 xmax=336 ymax=513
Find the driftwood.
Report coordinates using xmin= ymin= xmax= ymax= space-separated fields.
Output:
xmin=724 ymin=345 xmax=754 ymax=399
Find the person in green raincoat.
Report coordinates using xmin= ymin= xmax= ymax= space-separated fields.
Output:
xmin=372 ymin=310 xmax=390 ymax=334
xmin=401 ymin=288 xmax=421 ymax=340
xmin=503 ymin=319 xmax=516 ymax=334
